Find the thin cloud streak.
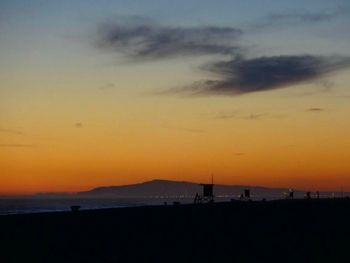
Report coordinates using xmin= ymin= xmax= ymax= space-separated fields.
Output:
xmin=0 ymin=128 xmax=25 ymax=136
xmin=243 ymin=113 xmax=267 ymax=120
xmin=98 ymin=83 xmax=117 ymax=90
xmin=214 ymin=111 xmax=238 ymax=120
xmin=161 ymin=124 xmax=205 ymax=133
xmin=250 ymin=8 xmax=350 ymax=31
xmin=214 ymin=112 xmax=269 ymax=121
xmin=0 ymin=144 xmax=34 ymax=148
xmin=306 ymin=108 xmax=324 ymax=112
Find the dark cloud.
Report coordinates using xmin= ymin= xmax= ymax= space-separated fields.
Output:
xmin=96 ymin=17 xmax=242 ymax=60
xmin=95 ymin=17 xmax=350 ymax=97
xmin=177 ymin=55 xmax=350 ymax=96
xmin=251 ymin=8 xmax=349 ymax=30
xmin=306 ymin=108 xmax=324 ymax=112
xmin=74 ymin=123 xmax=83 ymax=128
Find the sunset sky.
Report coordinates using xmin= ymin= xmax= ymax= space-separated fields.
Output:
xmin=1 ymin=0 xmax=350 ymax=194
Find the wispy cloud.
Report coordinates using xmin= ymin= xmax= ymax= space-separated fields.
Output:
xmin=173 ymin=55 xmax=350 ymax=96
xmin=243 ymin=113 xmax=267 ymax=120
xmin=306 ymin=108 xmax=324 ymax=112
xmin=250 ymin=8 xmax=349 ymax=31
xmin=214 ymin=111 xmax=238 ymax=120
xmin=0 ymin=128 xmax=25 ymax=136
xmin=74 ymin=123 xmax=83 ymax=128
xmin=161 ymin=124 xmax=205 ymax=133
xmin=98 ymin=83 xmax=117 ymax=90
xmin=96 ymin=16 xmax=242 ymax=60
xmin=0 ymin=144 xmax=34 ymax=148
xmin=214 ymin=111 xmax=269 ymax=121
xmin=94 ymin=16 xmax=350 ymax=97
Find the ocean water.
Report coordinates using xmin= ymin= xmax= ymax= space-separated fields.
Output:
xmin=1 ymin=194 xmax=344 ymax=215
xmin=0 ymin=196 xmax=235 ymax=215
xmin=0 ymin=197 xmax=201 ymax=215
xmin=0 ymin=198 xmax=150 ymax=215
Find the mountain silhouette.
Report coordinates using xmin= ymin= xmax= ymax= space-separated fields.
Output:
xmin=78 ymin=179 xmax=294 ymax=198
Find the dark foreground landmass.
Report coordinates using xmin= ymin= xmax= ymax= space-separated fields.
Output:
xmin=1 ymin=199 xmax=350 ymax=263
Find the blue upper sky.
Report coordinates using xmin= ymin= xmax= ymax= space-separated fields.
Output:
xmin=1 ymin=0 xmax=349 ymax=64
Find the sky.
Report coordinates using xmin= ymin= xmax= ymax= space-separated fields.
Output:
xmin=1 ymin=0 xmax=350 ymax=194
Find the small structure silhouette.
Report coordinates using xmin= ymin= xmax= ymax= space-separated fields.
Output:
xmin=240 ymin=189 xmax=251 ymax=201
xmin=194 ymin=184 xmax=214 ymax=203
xmin=288 ymin=189 xmax=294 ymax=200
xmin=194 ymin=175 xmax=215 ymax=203
xmin=305 ymin=192 xmax=311 ymax=199
xmin=71 ymin=205 xmax=81 ymax=212
xmin=244 ymin=189 xmax=250 ymax=199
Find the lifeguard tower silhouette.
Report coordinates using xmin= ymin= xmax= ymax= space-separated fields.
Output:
xmin=194 ymin=175 xmax=214 ymax=203
xmin=239 ymin=188 xmax=251 ymax=201
xmin=285 ymin=189 xmax=294 ymax=200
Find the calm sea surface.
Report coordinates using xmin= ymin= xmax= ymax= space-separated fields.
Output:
xmin=1 ymin=194 xmax=344 ymax=215
xmin=0 ymin=197 xmax=199 ymax=215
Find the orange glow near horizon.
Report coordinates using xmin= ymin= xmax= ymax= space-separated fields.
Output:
xmin=1 ymin=98 xmax=350 ymax=195
xmin=1 ymin=4 xmax=350 ymax=195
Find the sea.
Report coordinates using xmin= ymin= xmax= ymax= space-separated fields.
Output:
xmin=0 ymin=197 xmax=199 ymax=215
xmin=1 ymin=193 xmax=345 ymax=215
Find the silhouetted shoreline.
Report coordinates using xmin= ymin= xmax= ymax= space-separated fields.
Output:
xmin=1 ymin=199 xmax=350 ymax=262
